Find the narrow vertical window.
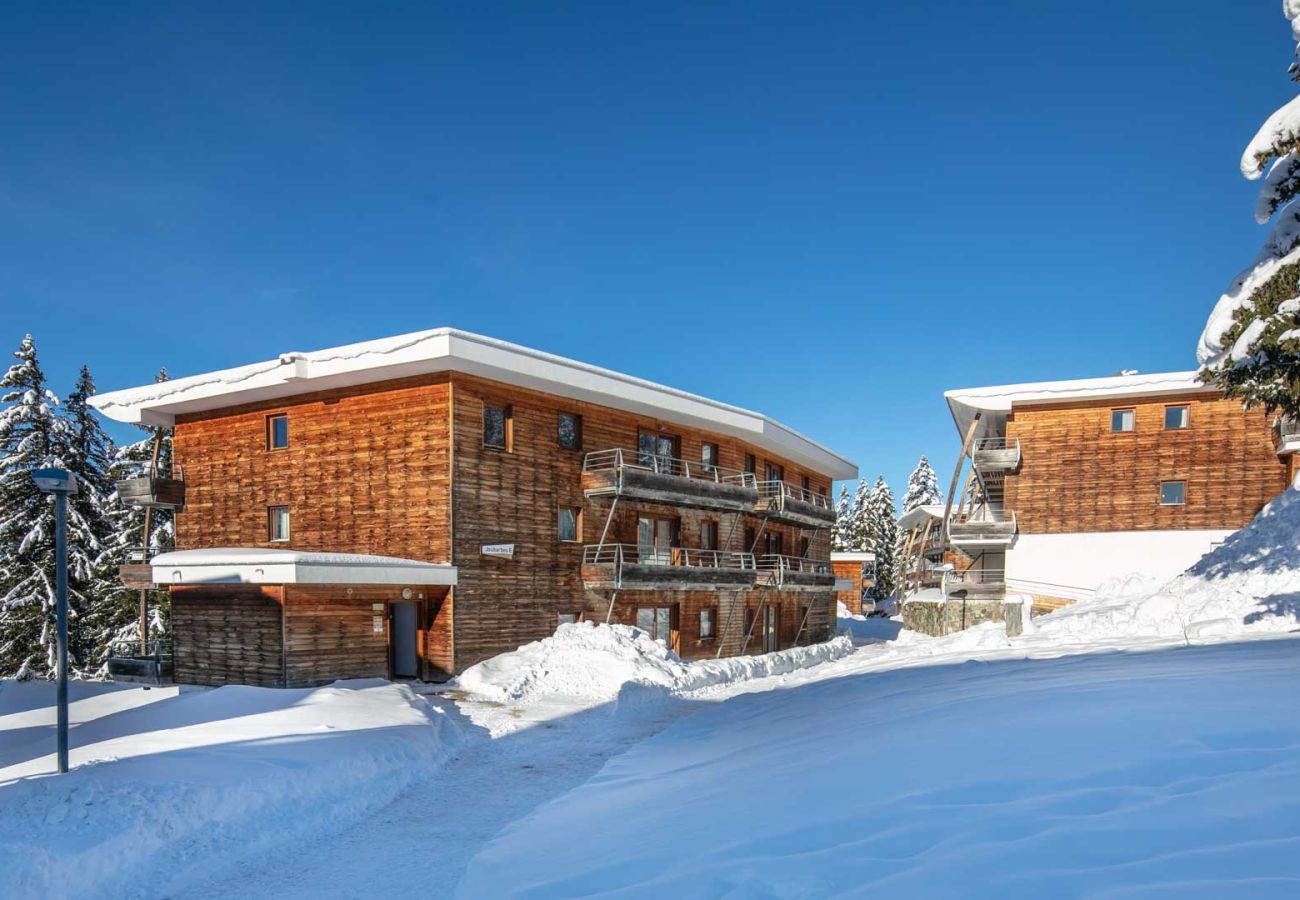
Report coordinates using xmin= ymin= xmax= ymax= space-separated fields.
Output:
xmin=744 ymin=453 xmax=756 ymax=475
xmin=699 ymin=608 xmax=716 ymax=639
xmin=267 ymin=414 xmax=289 ymax=450
xmin=557 ymin=412 xmax=582 ymax=450
xmin=1164 ymin=405 xmax=1189 ymax=430
xmin=484 ymin=404 xmax=511 ymax=451
xmin=557 ymin=506 xmax=581 ymax=542
xmin=1111 ymin=409 xmax=1135 ymax=432
xmin=701 ymin=442 xmax=719 ymax=472
xmin=1160 ymin=481 xmax=1186 ymax=506
xmin=700 ymin=520 xmax=719 ymax=552
xmin=268 ymin=506 xmax=290 ymax=542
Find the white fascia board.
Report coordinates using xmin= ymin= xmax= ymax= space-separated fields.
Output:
xmin=943 ymin=371 xmax=1213 ymax=440
xmin=88 ymin=328 xmax=858 ymax=479
xmin=150 ymin=548 xmax=458 ymax=586
xmin=830 ymin=551 xmax=876 ymax=562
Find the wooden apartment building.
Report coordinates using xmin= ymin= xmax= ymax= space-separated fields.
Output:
xmin=904 ymin=371 xmax=1293 ymax=623
xmin=91 ymin=328 xmax=857 ymax=687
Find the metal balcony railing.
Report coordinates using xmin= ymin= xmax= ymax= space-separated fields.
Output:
xmin=582 ymin=448 xmax=756 ymax=487
xmin=757 ymin=554 xmax=832 ymax=575
xmin=756 ymin=480 xmax=833 ymax=510
xmin=582 ymin=544 xmax=757 ymax=570
xmin=972 ymin=437 xmax=1017 ymax=451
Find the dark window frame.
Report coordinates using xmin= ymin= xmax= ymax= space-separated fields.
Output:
xmin=268 ymin=505 xmax=290 ymax=542
xmin=557 ymin=412 xmax=583 ymax=451
xmin=1160 ymin=480 xmax=1186 ymax=506
xmin=701 ymin=442 xmax=719 ymax=472
xmin=484 ymin=404 xmax=513 ymax=451
xmin=1111 ymin=408 xmax=1136 ymax=433
xmin=266 ymin=414 xmax=289 ymax=451
xmin=700 ymin=520 xmax=719 ymax=552
xmin=699 ymin=607 xmax=717 ymax=640
xmin=557 ymin=505 xmax=582 ymax=543
xmin=1163 ymin=405 xmax=1190 ymax=431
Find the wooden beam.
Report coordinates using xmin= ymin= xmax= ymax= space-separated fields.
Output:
xmin=941 ymin=412 xmax=981 ymax=549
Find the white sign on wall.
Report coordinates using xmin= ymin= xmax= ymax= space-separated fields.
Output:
xmin=481 ymin=543 xmax=515 ymax=559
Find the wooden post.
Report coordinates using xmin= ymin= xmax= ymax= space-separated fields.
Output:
xmin=941 ymin=413 xmax=981 ymax=550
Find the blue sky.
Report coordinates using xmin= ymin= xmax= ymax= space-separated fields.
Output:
xmin=2 ymin=1 xmax=1293 ymax=498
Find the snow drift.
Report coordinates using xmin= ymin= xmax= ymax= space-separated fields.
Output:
xmin=454 ymin=621 xmax=854 ymax=707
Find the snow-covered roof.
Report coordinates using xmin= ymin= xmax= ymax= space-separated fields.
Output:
xmin=89 ymin=327 xmax=857 ymax=480
xmin=149 ymin=548 xmax=458 ymax=586
xmin=944 ymin=371 xmax=1213 ymax=438
xmin=897 ymin=504 xmax=946 ymax=531
xmin=830 ymin=551 xmax=876 ymax=563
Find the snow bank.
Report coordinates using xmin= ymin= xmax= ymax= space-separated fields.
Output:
xmin=0 ymin=680 xmax=463 ymax=900
xmin=453 ymin=622 xmax=853 ymax=707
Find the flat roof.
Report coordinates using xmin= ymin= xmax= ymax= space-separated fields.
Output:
xmin=89 ymin=327 xmax=857 ymax=480
xmin=944 ymin=370 xmax=1212 ymax=438
xmin=830 ymin=551 xmax=876 ymax=562
xmin=150 ymin=548 xmax=458 ymax=586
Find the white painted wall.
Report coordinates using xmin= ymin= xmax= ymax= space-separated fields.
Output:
xmin=1005 ymin=530 xmax=1234 ymax=601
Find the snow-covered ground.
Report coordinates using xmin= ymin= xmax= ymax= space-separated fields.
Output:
xmin=5 ymin=490 xmax=1300 ymax=898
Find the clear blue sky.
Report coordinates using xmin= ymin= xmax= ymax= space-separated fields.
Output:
xmin=2 ymin=2 xmax=1293 ymax=499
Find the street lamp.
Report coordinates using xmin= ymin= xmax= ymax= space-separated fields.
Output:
xmin=32 ymin=467 xmax=78 ymax=775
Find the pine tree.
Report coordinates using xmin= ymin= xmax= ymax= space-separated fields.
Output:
xmin=847 ymin=478 xmax=873 ymax=553
xmin=832 ymin=485 xmax=853 ymax=551
xmin=901 ymin=455 xmax=943 ymax=514
xmin=1199 ymin=5 xmax=1300 ymax=416
xmin=0 ymin=335 xmax=98 ymax=679
xmin=864 ymin=475 xmax=897 ymax=601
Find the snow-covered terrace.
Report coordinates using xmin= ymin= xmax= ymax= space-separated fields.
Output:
xmin=88 ymin=327 xmax=857 ymax=481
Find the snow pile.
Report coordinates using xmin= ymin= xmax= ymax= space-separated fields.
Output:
xmin=0 ymin=680 xmax=463 ymax=900
xmin=454 ymin=621 xmax=854 ymax=707
xmin=1033 ymin=489 xmax=1300 ymax=645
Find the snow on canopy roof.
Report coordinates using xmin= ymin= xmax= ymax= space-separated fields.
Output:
xmin=89 ymin=327 xmax=857 ymax=480
xmin=944 ymin=371 xmax=1212 ymax=438
xmin=896 ymin=504 xmax=946 ymax=531
xmin=829 ymin=551 xmax=876 ymax=562
xmin=150 ymin=547 xmax=458 ymax=586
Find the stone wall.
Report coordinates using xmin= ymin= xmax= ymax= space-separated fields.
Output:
xmin=902 ymin=596 xmax=1009 ymax=637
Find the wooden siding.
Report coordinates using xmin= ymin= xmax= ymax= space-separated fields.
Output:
xmin=1005 ymin=392 xmax=1287 ymax=534
xmin=172 ymin=586 xmax=285 ymax=688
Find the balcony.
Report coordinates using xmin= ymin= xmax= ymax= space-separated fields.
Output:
xmin=116 ymin=465 xmax=186 ymax=511
xmin=581 ymin=449 xmax=758 ymax=513
xmin=581 ymin=544 xmax=758 ymax=591
xmin=971 ymin=437 xmax=1021 ymax=473
xmin=1275 ymin=417 xmax=1300 ymax=455
xmin=942 ymin=567 xmax=1006 ymax=600
xmin=947 ymin=510 xmax=1017 ymax=550
xmin=117 ymin=545 xmax=169 ymax=590
xmin=758 ymin=555 xmax=836 ymax=592
xmin=755 ymin=481 xmax=837 ymax=528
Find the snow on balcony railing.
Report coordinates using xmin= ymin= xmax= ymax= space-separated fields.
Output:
xmin=581 ymin=544 xmax=757 ymax=570
xmin=582 ymin=448 xmax=756 ymax=487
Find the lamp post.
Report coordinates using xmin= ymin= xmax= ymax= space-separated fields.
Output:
xmin=32 ymin=467 xmax=78 ymax=774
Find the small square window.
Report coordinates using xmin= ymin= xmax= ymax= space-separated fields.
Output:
xmin=699 ymin=608 xmax=716 ymax=639
xmin=557 ymin=413 xmax=582 ymax=450
xmin=1160 ymin=481 xmax=1186 ymax=506
xmin=701 ymin=443 xmax=719 ymax=472
xmin=1111 ymin=409 xmax=1135 ymax=432
xmin=267 ymin=414 xmax=289 ymax=450
xmin=1164 ymin=405 xmax=1189 ymax=430
xmin=558 ymin=506 xmax=581 ymax=542
xmin=268 ymin=506 xmax=290 ymax=542
xmin=557 ymin=613 xmax=578 ymax=627
xmin=484 ymin=405 xmax=511 ymax=451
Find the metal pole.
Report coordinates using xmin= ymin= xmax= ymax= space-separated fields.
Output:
xmin=54 ymin=490 xmax=69 ymax=775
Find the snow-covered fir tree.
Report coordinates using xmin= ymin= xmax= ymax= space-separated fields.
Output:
xmin=0 ymin=335 xmax=100 ymax=678
xmin=901 ymin=455 xmax=942 ymax=514
xmin=1199 ymin=4 xmax=1300 ymax=416
xmin=864 ymin=475 xmax=897 ymax=601
xmin=846 ymin=477 xmax=873 ymax=553
xmin=832 ymin=485 xmax=853 ymax=551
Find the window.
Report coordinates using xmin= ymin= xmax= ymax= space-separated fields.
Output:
xmin=799 ymin=536 xmax=810 ymax=558
xmin=266 ymin=414 xmax=289 ymax=450
xmin=638 ymin=516 xmax=677 ymax=564
xmin=557 ymin=613 xmax=578 ymax=626
xmin=763 ymin=531 xmax=784 ymax=558
xmin=1111 ymin=409 xmax=1135 ymax=432
xmin=557 ymin=412 xmax=582 ymax=450
xmin=699 ymin=608 xmax=716 ymax=640
xmin=700 ymin=520 xmax=719 ymax=552
xmin=765 ymin=462 xmax=784 ymax=483
xmin=1160 ymin=481 xmax=1186 ymax=506
xmin=701 ymin=442 xmax=719 ymax=472
xmin=558 ymin=506 xmax=581 ymax=542
xmin=744 ymin=453 xmax=756 ymax=475
xmin=744 ymin=527 xmax=756 ymax=553
xmin=1164 ymin=405 xmax=1189 ymax=430
xmin=268 ymin=506 xmax=290 ymax=542
xmin=636 ymin=606 xmax=674 ymax=643
xmin=484 ymin=404 xmax=512 ymax=451
xmin=638 ymin=429 xmax=679 ymax=468
xmin=800 ymin=475 xmax=811 ymax=493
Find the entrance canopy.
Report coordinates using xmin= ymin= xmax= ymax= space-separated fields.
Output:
xmin=150 ymin=548 xmax=458 ymax=586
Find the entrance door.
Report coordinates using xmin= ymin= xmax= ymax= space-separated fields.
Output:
xmin=391 ymin=601 xmax=420 ymax=679
xmin=763 ymin=603 xmax=779 ymax=653
xmin=636 ymin=605 xmax=679 ymax=651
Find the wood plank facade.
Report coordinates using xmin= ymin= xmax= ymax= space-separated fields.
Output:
xmin=169 ymin=370 xmax=842 ymax=681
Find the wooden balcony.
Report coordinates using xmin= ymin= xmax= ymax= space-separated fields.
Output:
xmin=581 ymin=544 xmax=758 ymax=591
xmin=1274 ymin=417 xmax=1300 ymax=455
xmin=943 ymin=568 xmax=1006 ymax=600
xmin=755 ymin=481 xmax=836 ymax=528
xmin=117 ymin=546 xmax=164 ymax=590
xmin=117 ymin=472 xmax=186 ymax=511
xmin=581 ymin=449 xmax=758 ymax=513
xmin=758 ymin=555 xmax=836 ymax=592
xmin=971 ymin=437 xmax=1020 ymax=473
xmin=947 ymin=512 xmax=1017 ymax=550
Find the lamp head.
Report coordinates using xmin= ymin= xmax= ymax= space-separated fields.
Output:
xmin=32 ymin=468 xmax=78 ymax=495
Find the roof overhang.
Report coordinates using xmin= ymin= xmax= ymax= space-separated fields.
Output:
xmin=897 ymin=504 xmax=946 ymax=532
xmin=89 ymin=327 xmax=857 ymax=480
xmin=150 ymin=548 xmax=458 ymax=587
xmin=830 ymin=551 xmax=876 ymax=563
xmin=943 ymin=371 xmax=1214 ymax=439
